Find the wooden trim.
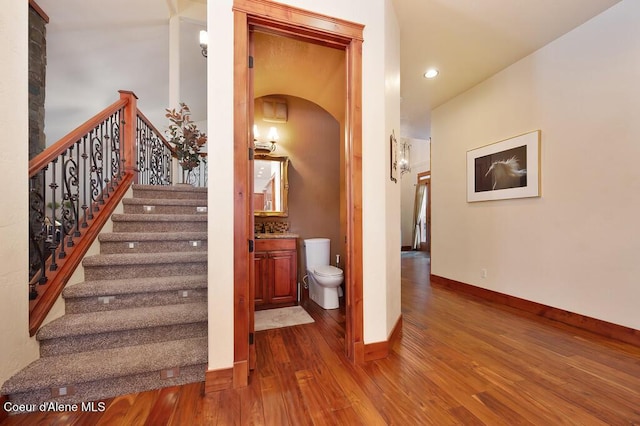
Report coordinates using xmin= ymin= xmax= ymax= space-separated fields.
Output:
xmin=401 ymin=246 xmax=412 ymax=251
xmin=247 ymin=30 xmax=257 ymax=373
xmin=119 ymin=91 xmax=138 ymax=182
xmin=233 ymin=0 xmax=364 ymax=372
xmin=29 ymin=0 xmax=49 ymax=23
xmin=233 ymin=0 xmax=364 ymax=42
xmin=135 ymin=107 xmax=173 ymax=154
xmin=417 ymin=170 xmax=430 ymax=183
xmin=29 ymin=174 xmax=134 ymax=335
xmin=388 ymin=314 xmax=403 ymax=347
xmin=345 ymin=38 xmax=364 ymax=364
xmin=204 ymin=367 xmax=234 ymax=393
xmin=233 ymin=361 xmax=249 ymax=389
xmin=29 ymin=98 xmax=128 ymax=177
xmin=362 ymin=314 xmax=403 ymax=362
xmin=431 ymin=275 xmax=640 ymax=347
xmin=363 ymin=341 xmax=387 ymax=362
xmin=0 ymin=395 xmax=8 ymax=423
xmin=233 ymin=8 xmax=251 ymax=389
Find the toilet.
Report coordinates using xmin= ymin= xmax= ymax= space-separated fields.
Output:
xmin=304 ymin=238 xmax=343 ymax=309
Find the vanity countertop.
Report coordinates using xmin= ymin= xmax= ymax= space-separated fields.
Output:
xmin=254 ymin=232 xmax=299 ymax=239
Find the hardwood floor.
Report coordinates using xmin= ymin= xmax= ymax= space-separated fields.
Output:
xmin=3 ymin=251 xmax=640 ymax=425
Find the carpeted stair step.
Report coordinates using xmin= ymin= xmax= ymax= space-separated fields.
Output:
xmin=63 ymin=275 xmax=207 ymax=314
xmin=123 ymin=197 xmax=208 ymax=215
xmin=0 ymin=183 xmax=211 ymax=406
xmin=37 ymin=302 xmax=207 ymax=357
xmin=1 ymin=337 xmax=207 ymax=406
xmin=99 ymin=231 xmax=207 ymax=254
xmin=132 ymin=184 xmax=207 ymax=200
xmin=111 ymin=213 xmax=207 ymax=233
xmin=83 ymin=252 xmax=208 ymax=280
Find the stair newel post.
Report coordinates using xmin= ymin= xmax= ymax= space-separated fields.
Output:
xmin=119 ymin=90 xmax=139 ymax=184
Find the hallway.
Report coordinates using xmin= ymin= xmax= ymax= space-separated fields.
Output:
xmin=3 ymin=251 xmax=639 ymax=424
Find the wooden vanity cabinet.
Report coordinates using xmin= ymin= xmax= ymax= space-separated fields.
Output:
xmin=254 ymin=238 xmax=297 ymax=310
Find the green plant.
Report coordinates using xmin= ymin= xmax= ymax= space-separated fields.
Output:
xmin=165 ymin=103 xmax=207 ymax=182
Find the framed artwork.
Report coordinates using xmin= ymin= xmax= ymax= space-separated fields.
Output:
xmin=467 ymin=130 xmax=540 ymax=202
xmin=390 ymin=131 xmax=398 ymax=183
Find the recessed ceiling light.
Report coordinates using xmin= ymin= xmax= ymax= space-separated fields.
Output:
xmin=424 ymin=68 xmax=439 ymax=79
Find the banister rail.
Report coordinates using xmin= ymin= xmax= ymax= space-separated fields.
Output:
xmin=135 ymin=109 xmax=174 ymax=186
xmin=28 ymin=91 xmax=173 ymax=335
xmin=28 ymin=98 xmax=128 ymax=177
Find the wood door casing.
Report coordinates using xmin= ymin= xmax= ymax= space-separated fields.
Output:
xmin=232 ymin=1 xmax=365 ymax=391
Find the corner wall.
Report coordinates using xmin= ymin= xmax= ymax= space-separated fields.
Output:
xmin=383 ymin=0 xmax=402 ymax=339
xmin=0 ymin=0 xmax=40 ymax=387
xmin=431 ymin=0 xmax=640 ymax=330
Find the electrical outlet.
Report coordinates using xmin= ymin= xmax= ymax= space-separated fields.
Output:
xmin=481 ymin=268 xmax=487 ymax=279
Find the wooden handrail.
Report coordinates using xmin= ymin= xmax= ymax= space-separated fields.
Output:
xmin=136 ymin=108 xmax=175 ymax=155
xmin=27 ymin=91 xmax=173 ymax=335
xmin=29 ymin=98 xmax=128 ymax=177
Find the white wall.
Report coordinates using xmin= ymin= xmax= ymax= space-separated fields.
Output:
xmin=207 ymin=0 xmax=401 ymax=369
xmin=400 ymin=137 xmax=430 ymax=247
xmin=206 ymin=0 xmax=235 ymax=370
xmin=383 ymin=0 xmax=402 ymax=339
xmin=431 ymin=0 xmax=640 ymax=330
xmin=0 ymin=0 xmax=40 ymax=386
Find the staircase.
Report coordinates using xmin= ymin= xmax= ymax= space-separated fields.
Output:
xmin=2 ymin=184 xmax=208 ymax=405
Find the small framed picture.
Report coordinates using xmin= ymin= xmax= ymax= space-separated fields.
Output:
xmin=467 ymin=130 xmax=540 ymax=202
xmin=390 ymin=131 xmax=398 ymax=183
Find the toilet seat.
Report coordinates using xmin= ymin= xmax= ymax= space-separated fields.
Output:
xmin=313 ymin=265 xmax=343 ymax=277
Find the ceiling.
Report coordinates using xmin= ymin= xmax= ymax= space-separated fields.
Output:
xmin=37 ymin=0 xmax=621 ymax=144
xmin=393 ymin=0 xmax=621 ymax=139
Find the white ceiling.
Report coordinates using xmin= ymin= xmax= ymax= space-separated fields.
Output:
xmin=393 ymin=0 xmax=621 ymax=139
xmin=37 ymin=0 xmax=621 ymax=143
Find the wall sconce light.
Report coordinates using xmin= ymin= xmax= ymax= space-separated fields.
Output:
xmin=254 ymin=125 xmax=278 ymax=153
xmin=390 ymin=131 xmax=411 ymax=182
xmin=199 ymin=30 xmax=208 ymax=58
xmin=399 ymin=138 xmax=411 ymax=176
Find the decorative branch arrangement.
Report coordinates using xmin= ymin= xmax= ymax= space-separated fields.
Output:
xmin=165 ymin=103 xmax=208 ymax=183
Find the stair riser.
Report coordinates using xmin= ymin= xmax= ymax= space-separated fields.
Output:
xmin=112 ymin=221 xmax=207 ymax=233
xmin=40 ymin=322 xmax=207 ymax=357
xmin=6 ymin=363 xmax=206 ymax=407
xmin=100 ymin=240 xmax=208 ymax=254
xmin=123 ymin=204 xmax=207 ymax=215
xmin=84 ymin=262 xmax=207 ymax=281
xmin=65 ymin=289 xmax=207 ymax=314
xmin=132 ymin=188 xmax=207 ymax=200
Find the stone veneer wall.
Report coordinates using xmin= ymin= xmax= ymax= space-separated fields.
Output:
xmin=29 ymin=2 xmax=47 ymax=159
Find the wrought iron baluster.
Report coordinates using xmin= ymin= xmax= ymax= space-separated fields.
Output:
xmin=61 ymin=145 xmax=80 ymax=248
xmin=110 ymin=112 xmax=121 ymax=189
xmin=95 ymin=123 xmax=105 ymax=207
xmin=29 ymin=169 xmax=48 ymax=298
xmin=81 ymin=134 xmax=89 ymax=228
xmin=104 ymin=118 xmax=111 ymax=197
xmin=48 ymin=157 xmax=61 ymax=266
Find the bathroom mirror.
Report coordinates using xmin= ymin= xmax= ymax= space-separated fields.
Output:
xmin=254 ymin=154 xmax=289 ymax=217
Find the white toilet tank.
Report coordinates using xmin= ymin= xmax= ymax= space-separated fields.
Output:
xmin=304 ymin=238 xmax=330 ymax=269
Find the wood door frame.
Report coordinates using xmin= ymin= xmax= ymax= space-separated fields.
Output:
xmin=417 ymin=170 xmax=431 ymax=252
xmin=232 ymin=0 xmax=365 ymax=387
